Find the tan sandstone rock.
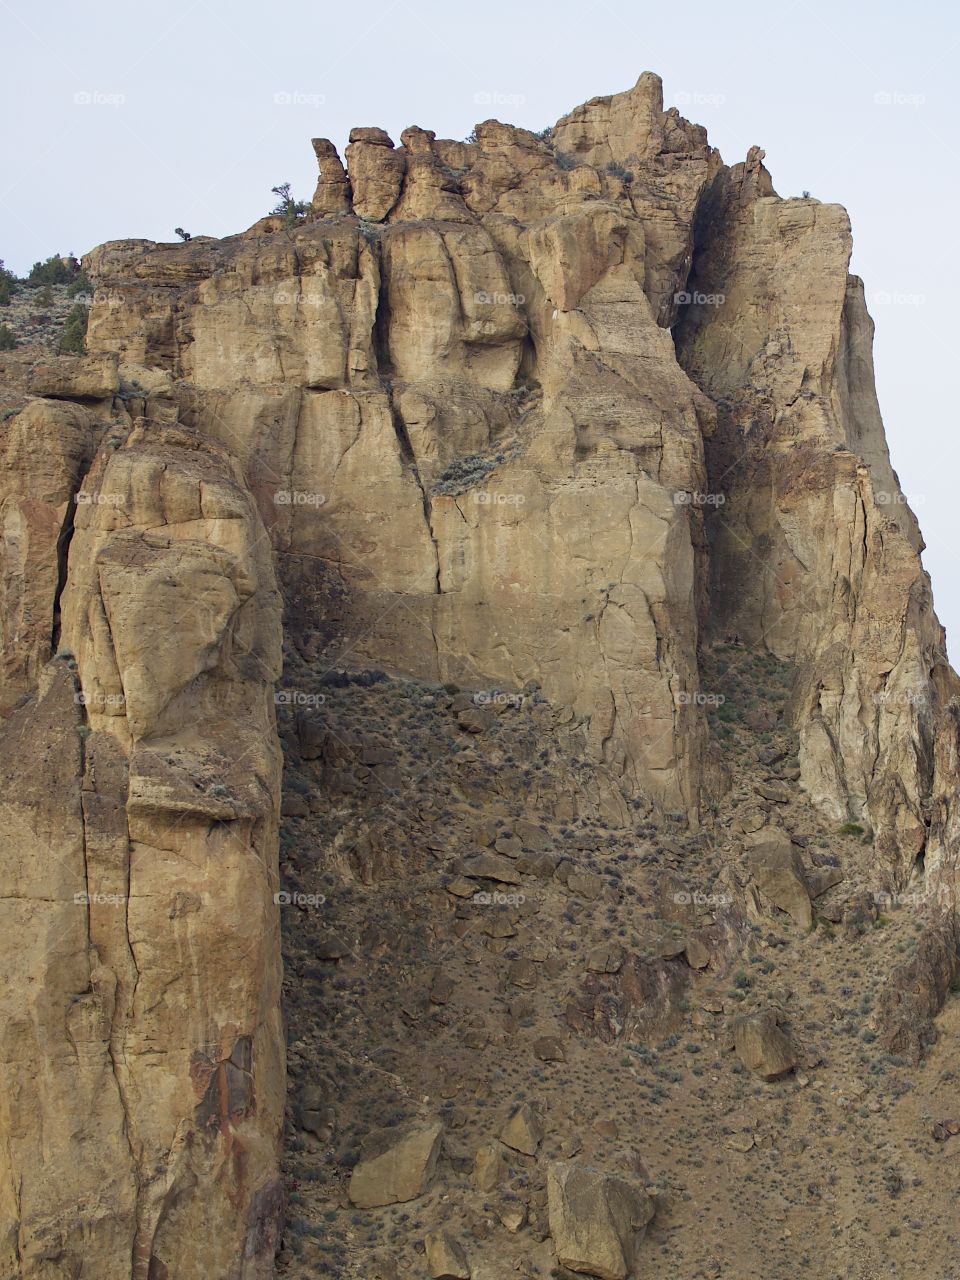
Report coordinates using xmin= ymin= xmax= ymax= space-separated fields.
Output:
xmin=748 ymin=840 xmax=813 ymax=929
xmin=733 ymin=1011 xmax=798 ymax=1080
xmin=547 ymin=1161 xmax=655 ymax=1279
xmin=348 ymin=1120 xmax=444 ymax=1208
xmin=424 ymin=1229 xmax=472 ymax=1279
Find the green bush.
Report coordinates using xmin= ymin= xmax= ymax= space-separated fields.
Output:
xmin=26 ymin=255 xmax=80 ymax=287
xmin=58 ymin=304 xmax=89 ymax=354
xmin=269 ymin=183 xmax=310 ymax=227
xmin=0 ymin=324 xmax=16 ymax=351
xmin=605 ymin=160 xmax=634 ymax=181
xmin=0 ymin=261 xmax=18 ymax=306
xmin=66 ymin=271 xmax=92 ymax=297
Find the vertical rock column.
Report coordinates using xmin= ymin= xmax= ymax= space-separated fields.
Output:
xmin=0 ymin=417 xmax=284 ymax=1278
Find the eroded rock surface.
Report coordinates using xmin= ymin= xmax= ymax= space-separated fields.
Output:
xmin=0 ymin=419 xmax=283 ymax=1278
xmin=2 ymin=67 xmax=960 ymax=1280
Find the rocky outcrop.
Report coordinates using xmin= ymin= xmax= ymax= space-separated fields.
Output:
xmin=674 ymin=152 xmax=960 ymax=884
xmin=2 ymin=65 xmax=960 ymax=1280
xmin=71 ymin=69 xmax=960 ymax=869
xmin=0 ymin=419 xmax=283 ymax=1277
xmin=80 ymin=73 xmax=725 ymax=820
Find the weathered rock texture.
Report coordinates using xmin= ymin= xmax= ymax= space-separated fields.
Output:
xmin=1 ymin=68 xmax=959 ymax=1280
xmin=675 ymin=151 xmax=960 ymax=880
xmin=0 ymin=419 xmax=283 ymax=1277
xmin=79 ymin=71 xmax=723 ymax=821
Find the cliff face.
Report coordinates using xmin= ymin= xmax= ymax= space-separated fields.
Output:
xmin=674 ymin=149 xmax=958 ymax=883
xmin=0 ymin=71 xmax=958 ymax=1279
xmin=0 ymin=416 xmax=284 ymax=1277
xmin=75 ymin=72 xmax=726 ymax=824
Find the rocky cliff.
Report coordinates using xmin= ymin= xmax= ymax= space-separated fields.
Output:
xmin=1 ymin=71 xmax=958 ymax=1280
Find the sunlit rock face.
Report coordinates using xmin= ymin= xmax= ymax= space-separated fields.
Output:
xmin=1 ymin=69 xmax=958 ymax=1279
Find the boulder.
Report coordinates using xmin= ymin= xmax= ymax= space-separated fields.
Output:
xmin=28 ymin=352 xmax=119 ymax=400
xmin=474 ymin=1142 xmax=503 ymax=1192
xmin=755 ymin=780 xmax=791 ymax=803
xmin=547 ymin=1161 xmax=655 ymax=1279
xmin=732 ymin=1011 xmax=797 ymax=1080
xmin=806 ymin=865 xmax=844 ymax=898
xmin=424 ymin=1229 xmax=471 ymax=1279
xmin=348 ymin=1121 xmax=443 ymax=1208
xmin=748 ymin=841 xmax=812 ymax=928
xmin=533 ymin=1035 xmax=566 ymax=1062
xmin=500 ymin=1102 xmax=543 ymax=1155
xmin=462 ymin=852 xmax=522 ymax=885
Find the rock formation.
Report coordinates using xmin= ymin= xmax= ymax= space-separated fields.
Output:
xmin=1 ymin=68 xmax=958 ymax=1280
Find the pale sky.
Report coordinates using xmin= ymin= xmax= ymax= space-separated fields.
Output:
xmin=2 ymin=0 xmax=956 ymax=655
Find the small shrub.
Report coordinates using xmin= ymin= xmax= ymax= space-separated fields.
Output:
xmin=555 ymin=151 xmax=577 ymax=171
xmin=605 ymin=160 xmax=634 ymax=181
xmin=269 ymin=182 xmax=311 ymax=227
xmin=839 ymin=822 xmax=865 ymax=836
xmin=0 ymin=324 xmax=15 ymax=351
xmin=59 ymin=303 xmax=89 ymax=354
xmin=66 ymin=271 xmax=92 ymax=297
xmin=174 ymin=227 xmax=192 ymax=241
xmin=0 ymin=261 xmax=18 ymax=306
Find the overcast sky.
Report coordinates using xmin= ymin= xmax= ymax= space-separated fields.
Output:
xmin=2 ymin=0 xmax=956 ymax=655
